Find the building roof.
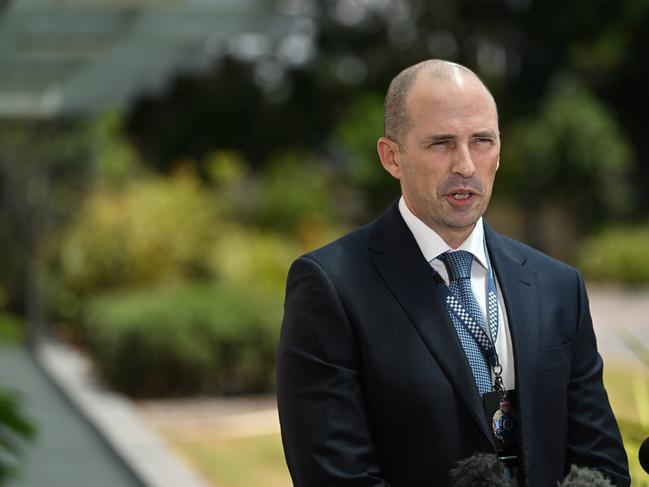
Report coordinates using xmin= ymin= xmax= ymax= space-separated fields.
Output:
xmin=0 ymin=0 xmax=280 ymax=118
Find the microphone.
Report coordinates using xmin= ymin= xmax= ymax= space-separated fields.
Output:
xmin=448 ymin=453 xmax=511 ymax=487
xmin=640 ymin=436 xmax=649 ymax=474
xmin=558 ymin=465 xmax=614 ymax=487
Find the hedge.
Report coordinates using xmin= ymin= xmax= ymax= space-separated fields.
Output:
xmin=84 ymin=283 xmax=282 ymax=397
xmin=579 ymin=226 xmax=649 ymax=285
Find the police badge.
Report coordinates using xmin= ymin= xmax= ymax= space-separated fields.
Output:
xmin=492 ymin=396 xmax=516 ymax=442
xmin=483 ymin=389 xmax=517 ymax=450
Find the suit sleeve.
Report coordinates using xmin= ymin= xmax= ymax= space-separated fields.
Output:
xmin=276 ymin=256 xmax=391 ymax=487
xmin=566 ymin=271 xmax=630 ymax=486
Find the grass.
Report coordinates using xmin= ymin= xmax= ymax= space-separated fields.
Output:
xmin=604 ymin=362 xmax=649 ymax=487
xmin=151 ymin=362 xmax=649 ymax=487
xmin=164 ymin=430 xmax=291 ymax=487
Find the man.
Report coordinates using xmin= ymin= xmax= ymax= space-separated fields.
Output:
xmin=276 ymin=60 xmax=629 ymax=487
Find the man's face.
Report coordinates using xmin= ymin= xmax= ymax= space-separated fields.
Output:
xmin=387 ymin=73 xmax=500 ymax=245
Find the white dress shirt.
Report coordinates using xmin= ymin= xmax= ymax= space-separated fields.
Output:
xmin=398 ymin=196 xmax=516 ymax=390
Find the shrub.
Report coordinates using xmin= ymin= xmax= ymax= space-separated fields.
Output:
xmin=501 ymin=81 xmax=633 ymax=251
xmin=43 ymin=172 xmax=220 ymax=322
xmin=579 ymin=226 xmax=649 ymax=284
xmin=331 ymin=93 xmax=398 ymax=212
xmin=40 ymin=156 xmax=342 ymax=398
xmin=252 ymin=150 xmax=337 ymax=235
xmin=60 ymin=172 xmax=218 ymax=291
xmin=84 ymin=283 xmax=282 ymax=397
xmin=208 ymin=228 xmax=299 ymax=295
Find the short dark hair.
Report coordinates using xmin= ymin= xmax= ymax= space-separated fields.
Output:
xmin=383 ymin=63 xmax=426 ymax=146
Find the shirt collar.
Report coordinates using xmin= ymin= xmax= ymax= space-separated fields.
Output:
xmin=398 ymin=196 xmax=488 ymax=270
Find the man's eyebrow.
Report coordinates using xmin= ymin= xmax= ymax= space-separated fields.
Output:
xmin=473 ymin=130 xmax=498 ymax=138
xmin=421 ymin=134 xmax=457 ymax=144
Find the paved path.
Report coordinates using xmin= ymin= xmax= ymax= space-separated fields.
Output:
xmin=0 ymin=344 xmax=143 ymax=487
xmin=588 ymin=286 xmax=649 ymax=368
xmin=0 ymin=341 xmax=211 ymax=487
xmin=139 ymin=396 xmax=281 ymax=441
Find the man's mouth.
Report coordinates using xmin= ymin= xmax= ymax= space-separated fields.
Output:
xmin=450 ymin=191 xmax=473 ymax=200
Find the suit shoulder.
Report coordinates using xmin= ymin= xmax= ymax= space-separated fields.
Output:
xmin=494 ymin=232 xmax=579 ymax=277
xmin=299 ymin=222 xmax=374 ymax=271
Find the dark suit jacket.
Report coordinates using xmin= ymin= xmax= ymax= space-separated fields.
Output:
xmin=277 ymin=202 xmax=629 ymax=487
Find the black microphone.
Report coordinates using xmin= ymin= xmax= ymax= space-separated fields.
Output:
xmin=448 ymin=453 xmax=511 ymax=487
xmin=558 ymin=465 xmax=614 ymax=487
xmin=640 ymin=437 xmax=649 ymax=474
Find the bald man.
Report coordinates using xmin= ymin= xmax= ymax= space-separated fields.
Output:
xmin=277 ymin=60 xmax=629 ymax=487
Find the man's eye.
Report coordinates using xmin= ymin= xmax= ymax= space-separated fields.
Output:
xmin=430 ymin=140 xmax=451 ymax=147
xmin=475 ymin=138 xmax=493 ymax=144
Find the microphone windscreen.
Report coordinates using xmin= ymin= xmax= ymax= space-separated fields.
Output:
xmin=640 ymin=437 xmax=649 ymax=474
xmin=558 ymin=465 xmax=614 ymax=487
xmin=448 ymin=453 xmax=510 ymax=487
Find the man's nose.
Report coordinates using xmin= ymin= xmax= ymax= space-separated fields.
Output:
xmin=451 ymin=143 xmax=476 ymax=177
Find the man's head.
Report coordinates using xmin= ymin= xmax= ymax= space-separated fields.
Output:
xmin=377 ymin=59 xmax=500 ymax=248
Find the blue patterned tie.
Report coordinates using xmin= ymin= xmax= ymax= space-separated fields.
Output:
xmin=439 ymin=251 xmax=492 ymax=396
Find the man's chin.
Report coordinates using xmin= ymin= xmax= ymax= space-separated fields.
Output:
xmin=443 ymin=213 xmax=483 ymax=231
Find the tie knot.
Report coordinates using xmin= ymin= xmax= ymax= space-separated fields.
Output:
xmin=439 ymin=250 xmax=473 ymax=281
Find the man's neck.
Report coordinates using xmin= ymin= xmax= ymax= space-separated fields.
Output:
xmin=398 ymin=197 xmax=487 ymax=266
xmin=401 ymin=198 xmax=477 ymax=249
xmin=407 ymin=206 xmax=476 ymax=250
xmin=439 ymin=228 xmax=475 ymax=250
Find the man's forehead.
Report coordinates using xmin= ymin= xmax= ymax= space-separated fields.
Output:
xmin=406 ymin=72 xmax=498 ymax=122
xmin=409 ymin=70 xmax=492 ymax=104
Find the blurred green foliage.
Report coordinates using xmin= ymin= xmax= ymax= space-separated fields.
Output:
xmin=85 ymin=284 xmax=281 ymax=397
xmin=37 ymin=115 xmax=347 ymax=396
xmin=332 ymin=94 xmax=383 ymax=187
xmin=55 ymin=173 xmax=218 ymax=292
xmin=0 ymin=291 xmax=25 ymax=344
xmin=332 ymin=93 xmax=398 ymax=211
xmin=125 ymin=0 xmax=649 ymax=230
xmin=503 ymin=81 xmax=631 ymax=213
xmin=209 ymin=228 xmax=299 ymax=294
xmin=252 ymin=151 xmax=336 ymax=234
xmin=42 ymin=172 xmax=218 ymax=326
xmin=91 ymin=111 xmax=140 ymax=187
xmin=579 ymin=226 xmax=649 ymax=284
xmin=500 ymin=80 xmax=632 ymax=249
xmin=0 ymin=121 xmax=89 ymax=315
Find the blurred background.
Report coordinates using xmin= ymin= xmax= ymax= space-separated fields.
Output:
xmin=0 ymin=0 xmax=648 ymax=485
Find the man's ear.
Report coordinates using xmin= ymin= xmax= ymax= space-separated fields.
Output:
xmin=377 ymin=136 xmax=402 ymax=180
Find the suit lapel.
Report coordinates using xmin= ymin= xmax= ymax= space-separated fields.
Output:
xmin=369 ymin=203 xmax=492 ymax=442
xmin=484 ymin=224 xmax=539 ymax=476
